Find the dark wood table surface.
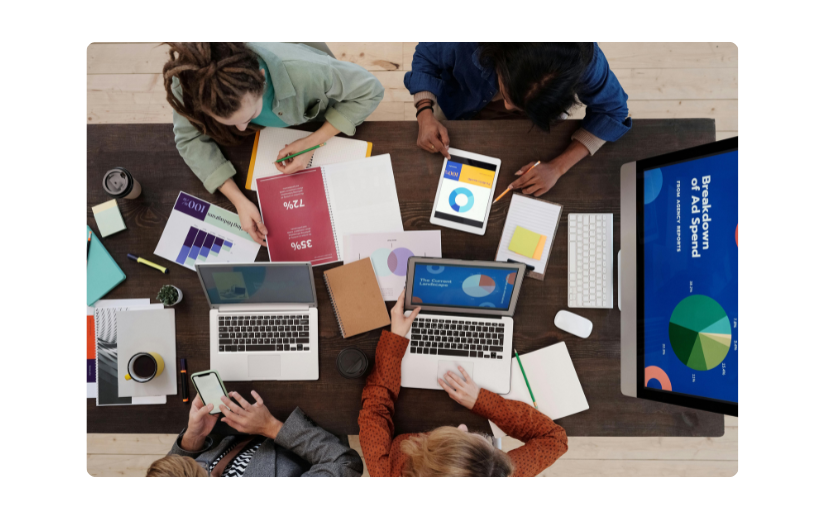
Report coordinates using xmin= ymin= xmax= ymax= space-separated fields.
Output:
xmin=87 ymin=119 xmax=724 ymax=437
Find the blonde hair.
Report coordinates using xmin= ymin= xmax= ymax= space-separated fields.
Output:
xmin=400 ymin=426 xmax=515 ymax=477
xmin=146 ymin=454 xmax=208 ymax=477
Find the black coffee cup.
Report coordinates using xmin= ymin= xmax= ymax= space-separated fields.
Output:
xmin=337 ymin=348 xmax=369 ymax=379
xmin=103 ymin=167 xmax=142 ymax=200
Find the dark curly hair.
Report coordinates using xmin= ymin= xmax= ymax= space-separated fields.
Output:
xmin=162 ymin=42 xmax=265 ymax=146
xmin=477 ymin=43 xmax=594 ymax=131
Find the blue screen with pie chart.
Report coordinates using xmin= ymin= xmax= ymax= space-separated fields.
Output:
xmin=410 ymin=263 xmax=519 ymax=310
xmin=642 ymin=149 xmax=738 ymax=404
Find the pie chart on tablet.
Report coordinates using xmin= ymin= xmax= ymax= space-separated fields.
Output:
xmin=462 ymin=274 xmax=496 ymax=297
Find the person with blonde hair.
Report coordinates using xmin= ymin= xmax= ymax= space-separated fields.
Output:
xmin=359 ymin=292 xmax=568 ymax=477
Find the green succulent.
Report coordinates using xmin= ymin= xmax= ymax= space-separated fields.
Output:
xmin=157 ymin=285 xmax=180 ymax=306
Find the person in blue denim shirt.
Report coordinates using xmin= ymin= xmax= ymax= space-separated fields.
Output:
xmin=404 ymin=43 xmax=631 ymax=197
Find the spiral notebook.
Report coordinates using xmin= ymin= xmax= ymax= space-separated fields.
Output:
xmin=246 ymin=127 xmax=373 ymax=190
xmin=323 ymin=258 xmax=390 ymax=338
xmin=256 ymin=154 xmax=404 ymax=266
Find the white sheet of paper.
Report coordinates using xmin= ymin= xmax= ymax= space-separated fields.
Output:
xmin=117 ymin=308 xmax=178 ymax=397
xmin=494 ymin=195 xmax=562 ymax=275
xmin=489 ymin=342 xmax=589 ymax=438
xmin=249 ymin=128 xmax=371 ymax=190
xmin=343 ymin=231 xmax=442 ymax=300
xmin=323 ymin=154 xmax=405 ymax=257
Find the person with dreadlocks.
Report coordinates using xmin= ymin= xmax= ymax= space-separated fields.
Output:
xmin=404 ymin=43 xmax=630 ymax=198
xmin=163 ymin=43 xmax=384 ymax=245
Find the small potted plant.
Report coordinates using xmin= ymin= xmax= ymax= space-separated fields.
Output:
xmin=158 ymin=284 xmax=183 ymax=307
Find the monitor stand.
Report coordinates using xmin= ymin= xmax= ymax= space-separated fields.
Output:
xmin=617 ymin=250 xmax=621 ymax=311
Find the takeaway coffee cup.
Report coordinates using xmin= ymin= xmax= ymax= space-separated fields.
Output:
xmin=337 ymin=348 xmax=369 ymax=379
xmin=103 ymin=167 xmax=142 ymax=199
xmin=125 ymin=352 xmax=165 ymax=382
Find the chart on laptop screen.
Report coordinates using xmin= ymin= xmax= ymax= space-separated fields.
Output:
xmin=642 ymin=151 xmax=738 ymax=404
xmin=411 ymin=263 xmax=518 ymax=310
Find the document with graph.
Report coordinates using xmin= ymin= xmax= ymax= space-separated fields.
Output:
xmin=256 ymin=154 xmax=404 ymax=267
xmin=245 ymin=127 xmax=373 ymax=190
xmin=154 ymin=192 xmax=261 ymax=271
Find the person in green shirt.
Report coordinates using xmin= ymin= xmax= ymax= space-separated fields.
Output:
xmin=163 ymin=42 xmax=384 ymax=246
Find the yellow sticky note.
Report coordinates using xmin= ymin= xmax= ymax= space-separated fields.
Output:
xmin=509 ymin=226 xmax=546 ymax=259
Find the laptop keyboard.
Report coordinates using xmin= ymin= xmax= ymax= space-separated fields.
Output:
xmin=409 ymin=317 xmax=506 ymax=359
xmin=218 ymin=314 xmax=311 ymax=352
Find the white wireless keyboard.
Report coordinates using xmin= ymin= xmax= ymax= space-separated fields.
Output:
xmin=568 ymin=213 xmax=614 ymax=309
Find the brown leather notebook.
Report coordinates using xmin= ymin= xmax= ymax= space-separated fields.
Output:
xmin=323 ymin=258 xmax=390 ymax=338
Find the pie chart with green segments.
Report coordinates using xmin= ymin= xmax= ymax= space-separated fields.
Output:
xmin=668 ymin=295 xmax=732 ymax=371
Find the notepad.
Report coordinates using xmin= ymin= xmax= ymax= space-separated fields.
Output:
xmin=509 ymin=226 xmax=547 ymax=260
xmin=246 ymin=127 xmax=373 ymax=190
xmin=323 ymin=258 xmax=390 ymax=338
xmin=92 ymin=199 xmax=126 ymax=237
xmin=489 ymin=342 xmax=589 ymax=438
xmin=87 ymin=226 xmax=126 ymax=306
xmin=495 ymin=194 xmax=562 ymax=280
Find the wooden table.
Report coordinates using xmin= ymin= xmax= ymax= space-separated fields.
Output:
xmin=87 ymin=119 xmax=724 ymax=437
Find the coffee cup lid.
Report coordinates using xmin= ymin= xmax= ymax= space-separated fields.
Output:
xmin=103 ymin=167 xmax=133 ymax=198
xmin=337 ymin=348 xmax=369 ymax=379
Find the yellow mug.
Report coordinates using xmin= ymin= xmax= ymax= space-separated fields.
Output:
xmin=125 ymin=352 xmax=165 ymax=382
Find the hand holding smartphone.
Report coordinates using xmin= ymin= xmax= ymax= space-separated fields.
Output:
xmin=191 ymin=370 xmax=228 ymax=415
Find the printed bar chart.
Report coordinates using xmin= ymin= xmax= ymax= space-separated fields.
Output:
xmin=210 ymin=237 xmax=224 ymax=257
xmin=199 ymin=234 xmax=216 ymax=260
xmin=175 ymin=227 xmax=199 ymax=264
xmin=174 ymin=226 xmax=240 ymax=267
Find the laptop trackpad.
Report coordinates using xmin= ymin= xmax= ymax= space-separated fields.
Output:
xmin=249 ymin=356 xmax=280 ymax=380
xmin=437 ymin=360 xmax=475 ymax=387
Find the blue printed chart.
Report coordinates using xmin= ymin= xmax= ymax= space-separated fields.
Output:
xmin=154 ymin=192 xmax=260 ymax=271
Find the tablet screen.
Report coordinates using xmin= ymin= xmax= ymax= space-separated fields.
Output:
xmin=642 ymin=149 xmax=738 ymax=405
xmin=433 ymin=155 xmax=497 ymax=228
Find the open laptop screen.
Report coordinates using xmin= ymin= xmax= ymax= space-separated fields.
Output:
xmin=199 ymin=264 xmax=315 ymax=305
xmin=410 ymin=262 xmax=520 ymax=311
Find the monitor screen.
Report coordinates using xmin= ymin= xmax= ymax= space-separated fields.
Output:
xmin=433 ymin=155 xmax=497 ymax=228
xmin=410 ymin=262 xmax=519 ymax=310
xmin=642 ymin=149 xmax=738 ymax=405
xmin=200 ymin=264 xmax=315 ymax=305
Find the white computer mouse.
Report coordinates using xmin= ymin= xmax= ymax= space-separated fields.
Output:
xmin=554 ymin=310 xmax=593 ymax=338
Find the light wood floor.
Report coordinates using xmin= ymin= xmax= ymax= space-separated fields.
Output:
xmin=86 ymin=42 xmax=738 ymax=477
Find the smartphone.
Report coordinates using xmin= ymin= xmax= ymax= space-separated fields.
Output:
xmin=191 ymin=370 xmax=228 ymax=415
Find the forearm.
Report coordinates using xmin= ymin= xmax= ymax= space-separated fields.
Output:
xmin=180 ymin=430 xmax=207 ymax=451
xmin=305 ymin=121 xmax=340 ymax=146
xmin=553 ymin=139 xmax=590 ymax=175
xmin=218 ymin=177 xmax=249 ymax=207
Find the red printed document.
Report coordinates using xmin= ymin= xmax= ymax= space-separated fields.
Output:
xmin=256 ymin=154 xmax=404 ymax=266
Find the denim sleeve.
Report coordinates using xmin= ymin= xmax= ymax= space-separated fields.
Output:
xmin=577 ymin=43 xmax=632 ymax=142
xmin=404 ymin=42 xmax=449 ymax=97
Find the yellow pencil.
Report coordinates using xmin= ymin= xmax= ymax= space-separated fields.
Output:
xmin=494 ymin=161 xmax=540 ymax=203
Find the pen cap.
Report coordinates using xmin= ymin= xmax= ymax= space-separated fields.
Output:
xmin=180 ymin=358 xmax=187 ymax=371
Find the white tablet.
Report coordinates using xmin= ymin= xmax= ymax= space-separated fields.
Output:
xmin=429 ymin=148 xmax=501 ymax=235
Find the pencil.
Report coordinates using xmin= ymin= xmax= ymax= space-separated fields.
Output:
xmin=494 ymin=161 xmax=540 ymax=203
xmin=275 ymin=142 xmax=326 ymax=163
xmin=87 ymin=231 xmax=92 ymax=264
xmin=513 ymin=348 xmax=538 ymax=409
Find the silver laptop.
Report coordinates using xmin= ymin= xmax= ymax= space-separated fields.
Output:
xmin=401 ymin=258 xmax=528 ymax=394
xmin=196 ymin=262 xmax=318 ymax=381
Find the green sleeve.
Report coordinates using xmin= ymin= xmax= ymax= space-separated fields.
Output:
xmin=321 ymin=60 xmax=384 ymax=136
xmin=171 ymin=86 xmax=237 ymax=194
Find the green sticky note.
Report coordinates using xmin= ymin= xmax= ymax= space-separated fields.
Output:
xmin=509 ymin=226 xmax=545 ymax=259
xmin=92 ymin=199 xmax=126 ymax=237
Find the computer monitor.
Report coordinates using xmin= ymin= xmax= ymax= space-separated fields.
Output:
xmin=620 ymin=137 xmax=738 ymax=416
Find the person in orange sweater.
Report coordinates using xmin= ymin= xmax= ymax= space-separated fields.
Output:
xmin=358 ymin=292 xmax=568 ymax=477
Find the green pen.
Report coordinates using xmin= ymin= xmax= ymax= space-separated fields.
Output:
xmin=514 ymin=348 xmax=538 ymax=410
xmin=274 ymin=142 xmax=325 ymax=163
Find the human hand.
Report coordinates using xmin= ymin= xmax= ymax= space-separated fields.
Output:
xmin=181 ymin=394 xmax=218 ymax=450
xmin=508 ymin=160 xmax=566 ymax=197
xmin=220 ymin=390 xmax=283 ymax=439
xmin=416 ymin=111 xmax=451 ymax=159
xmin=275 ymin=137 xmax=317 ymax=174
xmin=390 ymin=290 xmax=420 ymax=337
xmin=235 ymin=198 xmax=268 ymax=246
xmin=438 ymin=366 xmax=481 ymax=410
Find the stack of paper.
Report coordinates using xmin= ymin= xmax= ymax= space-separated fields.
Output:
xmin=489 ymin=342 xmax=589 ymax=438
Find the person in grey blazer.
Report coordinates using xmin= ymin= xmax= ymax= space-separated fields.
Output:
xmin=147 ymin=390 xmax=362 ymax=477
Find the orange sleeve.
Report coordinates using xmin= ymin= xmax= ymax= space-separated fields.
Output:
xmin=472 ymin=389 xmax=569 ymax=477
xmin=357 ymin=330 xmax=409 ymax=477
